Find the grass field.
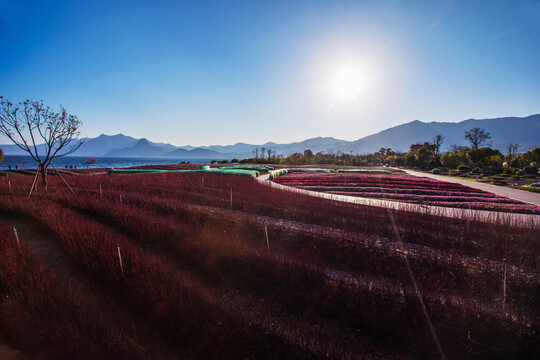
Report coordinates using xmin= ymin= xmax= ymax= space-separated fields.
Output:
xmin=0 ymin=171 xmax=538 ymax=359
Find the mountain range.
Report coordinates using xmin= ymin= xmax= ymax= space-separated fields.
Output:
xmin=1 ymin=114 xmax=539 ymax=158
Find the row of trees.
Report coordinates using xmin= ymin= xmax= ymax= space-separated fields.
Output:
xmin=251 ymin=147 xmax=278 ymax=161
xmin=387 ymin=146 xmax=538 ymax=171
xmin=270 ymin=144 xmax=539 ymax=173
xmin=381 ymin=128 xmax=538 ymax=173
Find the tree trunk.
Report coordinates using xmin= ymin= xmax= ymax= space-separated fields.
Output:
xmin=39 ymin=164 xmax=47 ymax=188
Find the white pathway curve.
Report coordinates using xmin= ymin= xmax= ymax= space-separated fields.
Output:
xmin=256 ymin=174 xmax=540 ymax=227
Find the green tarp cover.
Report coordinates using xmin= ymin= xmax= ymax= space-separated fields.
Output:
xmin=219 ymin=165 xmax=271 ymax=172
xmin=107 ymin=167 xmax=259 ymax=178
xmin=269 ymin=169 xmax=289 ymax=180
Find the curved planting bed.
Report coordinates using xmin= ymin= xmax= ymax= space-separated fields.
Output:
xmin=274 ymin=172 xmax=540 ymax=214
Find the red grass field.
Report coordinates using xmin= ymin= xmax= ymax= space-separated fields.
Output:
xmin=0 ymin=171 xmax=538 ymax=359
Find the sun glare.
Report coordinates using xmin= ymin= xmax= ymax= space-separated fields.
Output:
xmin=332 ymin=67 xmax=367 ymax=102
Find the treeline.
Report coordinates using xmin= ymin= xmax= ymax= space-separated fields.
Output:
xmin=388 ymin=146 xmax=540 ymax=173
xmin=240 ymin=148 xmax=397 ymax=166
xmin=238 ymin=145 xmax=539 ymax=173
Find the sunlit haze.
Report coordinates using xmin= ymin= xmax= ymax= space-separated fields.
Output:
xmin=1 ymin=0 xmax=539 ymax=146
xmin=332 ymin=67 xmax=368 ymax=102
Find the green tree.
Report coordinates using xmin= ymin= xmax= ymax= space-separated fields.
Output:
xmin=441 ymin=149 xmax=468 ymax=169
xmin=405 ymin=152 xmax=416 ymax=167
xmin=467 ymin=147 xmax=502 ymax=168
xmin=415 ymin=146 xmax=433 ymax=169
xmin=526 ymin=147 xmax=540 ymax=163
xmin=0 ymin=97 xmax=83 ymax=188
xmin=386 ymin=155 xmax=404 ymax=167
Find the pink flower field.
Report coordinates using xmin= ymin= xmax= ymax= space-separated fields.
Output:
xmin=274 ymin=172 xmax=540 ymax=214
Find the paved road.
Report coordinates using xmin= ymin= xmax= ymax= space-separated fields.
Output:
xmin=257 ymin=174 xmax=540 ymax=227
xmin=398 ymin=168 xmax=540 ymax=206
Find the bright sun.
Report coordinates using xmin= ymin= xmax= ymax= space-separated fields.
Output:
xmin=332 ymin=67 xmax=367 ymax=102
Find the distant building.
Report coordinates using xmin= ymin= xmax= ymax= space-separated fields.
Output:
xmin=410 ymin=142 xmax=436 ymax=153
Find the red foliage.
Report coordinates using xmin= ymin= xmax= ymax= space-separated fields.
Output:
xmin=0 ymin=172 xmax=538 ymax=359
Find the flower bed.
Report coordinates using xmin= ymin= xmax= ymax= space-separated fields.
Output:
xmin=274 ymin=172 xmax=540 ymax=214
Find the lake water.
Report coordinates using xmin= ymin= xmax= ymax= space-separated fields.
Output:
xmin=0 ymin=155 xmax=216 ymax=170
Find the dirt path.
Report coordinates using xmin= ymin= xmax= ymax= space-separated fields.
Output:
xmin=0 ymin=330 xmax=26 ymax=360
xmin=0 ymin=212 xmax=84 ymax=281
xmin=257 ymin=174 xmax=540 ymax=226
xmin=0 ymin=345 xmax=25 ymax=360
xmin=399 ymin=168 xmax=540 ymax=206
xmin=0 ymin=212 xmax=183 ymax=360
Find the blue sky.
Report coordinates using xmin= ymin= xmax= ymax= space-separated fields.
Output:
xmin=1 ymin=0 xmax=539 ymax=146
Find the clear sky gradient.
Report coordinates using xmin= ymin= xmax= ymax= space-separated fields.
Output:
xmin=1 ymin=0 xmax=539 ymax=146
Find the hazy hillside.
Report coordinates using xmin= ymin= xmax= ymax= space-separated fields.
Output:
xmin=164 ymin=147 xmax=224 ymax=158
xmin=77 ymin=134 xmax=138 ymax=156
xmin=207 ymin=115 xmax=540 ymax=156
xmin=349 ymin=114 xmax=540 ymax=153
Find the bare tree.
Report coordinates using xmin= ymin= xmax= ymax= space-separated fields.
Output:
xmin=464 ymin=128 xmax=491 ymax=149
xmin=433 ymin=135 xmax=444 ymax=156
xmin=266 ymin=148 xmax=272 ymax=160
xmin=0 ymin=97 xmax=83 ymax=188
xmin=260 ymin=147 xmax=266 ymax=161
xmin=506 ymin=143 xmax=519 ymax=159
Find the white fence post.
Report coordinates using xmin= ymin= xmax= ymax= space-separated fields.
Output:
xmin=117 ymin=244 xmax=125 ymax=277
xmin=264 ymin=223 xmax=270 ymax=252
xmin=13 ymin=226 xmax=21 ymax=251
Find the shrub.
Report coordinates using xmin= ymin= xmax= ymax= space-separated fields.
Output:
xmin=503 ymin=168 xmax=514 ymax=175
xmin=431 ymin=168 xmax=441 ymax=174
xmin=457 ymin=165 xmax=470 ymax=172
